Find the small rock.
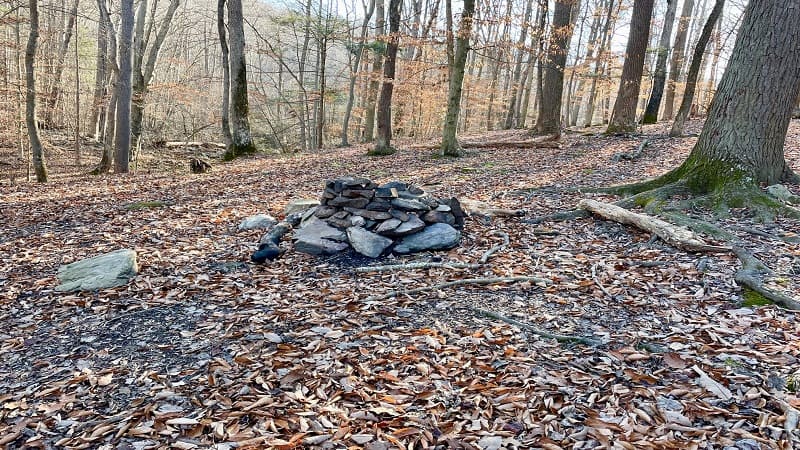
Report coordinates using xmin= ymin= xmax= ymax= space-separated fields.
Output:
xmin=314 ymin=206 xmax=338 ymax=219
xmin=251 ymin=242 xmax=280 ymax=263
xmin=347 ymin=227 xmax=393 ymax=258
xmin=380 ymin=181 xmax=408 ymax=190
xmin=391 ymin=198 xmax=431 ymax=212
xmin=238 ymin=214 xmax=277 ymax=231
xmin=387 ymin=214 xmax=426 ymax=236
xmin=365 ymin=199 xmax=392 ymax=211
xmin=374 ymin=218 xmax=402 ymax=234
xmin=390 ymin=209 xmax=409 ymax=221
xmin=350 ymin=215 xmax=366 ymax=227
xmin=435 ymin=204 xmax=452 ymax=212
xmin=342 ymin=189 xmax=374 ymax=199
xmin=328 ymin=196 xmax=370 ymax=209
xmin=284 ymin=198 xmax=320 ymax=216
xmin=766 ymin=184 xmax=800 ymax=205
xmin=343 ymin=207 xmax=393 ymax=220
xmin=422 ymin=210 xmax=456 ymax=225
xmin=374 ymin=187 xmax=398 ymax=198
xmin=56 ymin=249 xmax=138 ymax=292
xmin=394 ymin=223 xmax=461 ymax=253
xmin=293 ymin=217 xmax=349 ymax=255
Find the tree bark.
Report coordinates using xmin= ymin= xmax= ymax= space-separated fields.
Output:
xmin=606 ymin=0 xmax=655 ymax=133
xmin=439 ymin=0 xmax=475 ymax=156
xmin=94 ymin=0 xmax=118 ymax=174
xmin=502 ymin=0 xmax=534 ymax=130
xmin=217 ymin=0 xmax=232 ymax=148
xmin=362 ymin=0 xmax=384 ymax=142
xmin=534 ymin=0 xmax=576 ymax=136
xmin=670 ymin=0 xmax=724 ymax=137
xmin=664 ymin=0 xmax=800 ymax=190
xmin=26 ymin=0 xmax=47 ymax=182
xmin=662 ymin=0 xmax=694 ymax=120
xmin=224 ymin=0 xmax=257 ymax=159
xmin=90 ymin=9 xmax=109 ymax=142
xmin=641 ymin=0 xmax=678 ymax=124
xmin=584 ymin=0 xmax=616 ymax=126
xmin=371 ymin=0 xmax=401 ymax=155
xmin=114 ymin=0 xmax=134 ymax=173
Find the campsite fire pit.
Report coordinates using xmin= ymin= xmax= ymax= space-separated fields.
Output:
xmin=292 ymin=177 xmax=465 ymax=258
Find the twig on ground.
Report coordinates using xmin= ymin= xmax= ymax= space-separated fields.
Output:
xmin=732 ymin=246 xmax=800 ymax=311
xmin=480 ymin=230 xmax=510 ymax=264
xmin=591 ymin=263 xmax=614 ymax=299
xmin=612 ymin=139 xmax=650 ymax=161
xmin=469 ymin=307 xmax=599 ymax=346
xmin=353 ymin=261 xmax=482 ymax=273
xmin=362 ymin=276 xmax=549 ymax=302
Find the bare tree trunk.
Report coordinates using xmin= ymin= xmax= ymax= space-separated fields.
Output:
xmin=535 ymin=0 xmax=576 ymax=136
xmin=224 ymin=0 xmax=257 ymax=159
xmin=642 ymin=0 xmax=678 ymax=124
xmin=439 ymin=0 xmax=475 ymax=156
xmin=502 ymin=0 xmax=534 ymax=129
xmin=41 ymin=0 xmax=79 ymax=128
xmin=114 ymin=0 xmax=134 ymax=173
xmin=584 ymin=0 xmax=616 ymax=126
xmin=670 ymin=0 xmax=723 ymax=137
xmin=217 ymin=0 xmax=232 ymax=148
xmin=606 ymin=0 xmax=655 ymax=133
xmin=94 ymin=0 xmax=118 ymax=174
xmin=362 ymin=0 xmax=384 ymax=142
xmin=341 ymin=0 xmax=376 ymax=147
xmin=90 ymin=10 xmax=109 ymax=142
xmin=662 ymin=0 xmax=695 ymax=120
xmin=371 ymin=0 xmax=401 ymax=155
xmin=26 ymin=0 xmax=47 ymax=182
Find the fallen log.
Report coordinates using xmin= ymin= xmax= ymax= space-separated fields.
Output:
xmin=161 ymin=141 xmax=226 ymax=149
xmin=577 ymin=199 xmax=730 ymax=253
xmin=410 ymin=139 xmax=561 ymax=151
xmin=461 ymin=198 xmax=525 ymax=217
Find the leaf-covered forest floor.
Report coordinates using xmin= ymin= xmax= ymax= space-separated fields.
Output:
xmin=2 ymin=120 xmax=800 ymax=449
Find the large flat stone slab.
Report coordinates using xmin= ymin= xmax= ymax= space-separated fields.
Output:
xmin=393 ymin=223 xmax=461 ymax=254
xmin=56 ymin=249 xmax=138 ymax=292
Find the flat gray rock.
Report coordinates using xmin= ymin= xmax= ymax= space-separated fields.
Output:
xmin=284 ymin=198 xmax=320 ymax=216
xmin=766 ymin=184 xmax=800 ymax=205
xmin=56 ymin=249 xmax=138 ymax=292
xmin=394 ymin=223 xmax=461 ymax=254
xmin=391 ymin=198 xmax=431 ymax=212
xmin=347 ymin=226 xmax=393 ymax=258
xmin=238 ymin=214 xmax=277 ymax=231
xmin=387 ymin=214 xmax=426 ymax=236
xmin=293 ymin=217 xmax=349 ymax=255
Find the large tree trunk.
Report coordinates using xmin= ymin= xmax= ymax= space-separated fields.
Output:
xmin=534 ymin=0 xmax=576 ymax=136
xmin=641 ymin=0 xmax=678 ymax=124
xmin=224 ymin=0 xmax=257 ymax=159
xmin=114 ymin=0 xmax=134 ymax=173
xmin=669 ymin=0 xmax=724 ymax=137
xmin=362 ymin=0 xmax=384 ymax=143
xmin=26 ymin=0 xmax=47 ymax=182
xmin=662 ymin=0 xmax=695 ymax=120
xmin=606 ymin=0 xmax=655 ymax=133
xmin=217 ymin=0 xmax=232 ymax=148
xmin=439 ymin=0 xmax=475 ymax=156
xmin=371 ymin=0 xmax=401 ymax=155
xmin=584 ymin=0 xmax=616 ymax=126
xmin=657 ymin=0 xmax=800 ymax=191
xmin=93 ymin=0 xmax=118 ymax=175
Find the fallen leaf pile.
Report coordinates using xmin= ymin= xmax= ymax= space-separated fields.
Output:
xmin=1 ymin=120 xmax=799 ymax=449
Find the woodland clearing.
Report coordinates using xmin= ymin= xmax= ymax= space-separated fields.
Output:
xmin=1 ymin=120 xmax=800 ymax=449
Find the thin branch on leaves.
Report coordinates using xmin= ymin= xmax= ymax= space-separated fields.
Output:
xmin=353 ymin=261 xmax=482 ymax=273
xmin=362 ymin=276 xmax=549 ymax=302
xmin=469 ymin=307 xmax=599 ymax=346
xmin=479 ymin=230 xmax=510 ymax=264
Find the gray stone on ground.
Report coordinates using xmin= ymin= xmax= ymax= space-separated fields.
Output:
xmin=391 ymin=197 xmax=431 ymax=212
xmin=394 ymin=223 xmax=461 ymax=254
xmin=766 ymin=184 xmax=800 ymax=205
xmin=293 ymin=217 xmax=349 ymax=255
xmin=374 ymin=218 xmax=402 ymax=234
xmin=56 ymin=249 xmax=138 ymax=292
xmin=347 ymin=226 xmax=393 ymax=258
xmin=284 ymin=198 xmax=320 ymax=216
xmin=387 ymin=214 xmax=426 ymax=236
xmin=238 ymin=214 xmax=277 ymax=231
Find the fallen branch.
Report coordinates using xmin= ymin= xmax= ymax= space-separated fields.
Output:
xmin=354 ymin=261 xmax=482 ymax=273
xmin=612 ymin=139 xmax=649 ymax=161
xmin=524 ymin=209 xmax=590 ymax=224
xmin=480 ymin=231 xmax=510 ymax=264
xmin=411 ymin=139 xmax=561 ymax=151
xmin=362 ymin=276 xmax=549 ymax=302
xmin=732 ymin=246 xmax=800 ymax=311
xmin=461 ymin=198 xmax=525 ymax=217
xmin=577 ymin=199 xmax=730 ymax=253
xmin=469 ymin=307 xmax=599 ymax=346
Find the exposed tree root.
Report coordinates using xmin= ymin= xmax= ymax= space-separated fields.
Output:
xmin=732 ymin=246 xmax=800 ymax=311
xmin=361 ymin=276 xmax=550 ymax=303
xmin=577 ymin=199 xmax=731 ymax=252
xmin=469 ymin=307 xmax=600 ymax=346
xmin=525 ymin=209 xmax=590 ymax=224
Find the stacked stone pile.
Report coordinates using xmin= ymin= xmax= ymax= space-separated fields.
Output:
xmin=293 ymin=177 xmax=465 ymax=258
